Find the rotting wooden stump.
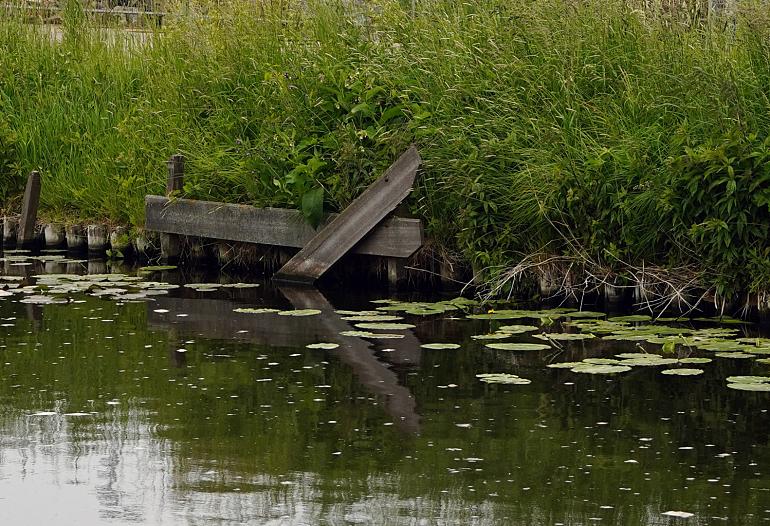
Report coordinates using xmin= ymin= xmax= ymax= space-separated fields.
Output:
xmin=274 ymin=146 xmax=422 ymax=284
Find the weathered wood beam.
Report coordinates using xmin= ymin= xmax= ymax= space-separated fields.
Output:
xmin=274 ymin=146 xmax=421 ymax=283
xmin=145 ymin=196 xmax=423 ymax=258
xmin=17 ymin=171 xmax=41 ymax=248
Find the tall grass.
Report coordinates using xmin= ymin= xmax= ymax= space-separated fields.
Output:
xmin=1 ymin=0 xmax=769 ymax=296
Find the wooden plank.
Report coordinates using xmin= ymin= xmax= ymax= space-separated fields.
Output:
xmin=17 ymin=171 xmax=41 ymax=248
xmin=145 ymin=196 xmax=423 ymax=258
xmin=166 ymin=154 xmax=184 ymax=194
xmin=274 ymin=146 xmax=421 ymax=283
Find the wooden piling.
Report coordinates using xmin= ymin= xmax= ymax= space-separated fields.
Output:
xmin=43 ymin=223 xmax=66 ymax=248
xmin=65 ymin=225 xmax=87 ymax=251
xmin=2 ymin=216 xmax=18 ymax=247
xmin=87 ymin=224 xmax=109 ymax=255
xmin=166 ymin=154 xmax=185 ymax=194
xmin=17 ymin=171 xmax=41 ymax=248
xmin=160 ymin=154 xmax=184 ymax=263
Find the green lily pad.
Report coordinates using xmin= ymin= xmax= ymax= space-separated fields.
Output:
xmin=570 ymin=364 xmax=632 ymax=374
xmin=233 ymin=308 xmax=280 ymax=314
xmin=678 ymin=357 xmax=713 ymax=364
xmin=727 ymin=383 xmax=770 ymax=392
xmin=757 ymin=358 xmax=770 ymax=365
xmin=497 ymin=324 xmax=539 ymax=333
xmin=278 ymin=309 xmax=322 ymax=317
xmin=138 ymin=265 xmax=177 ymax=272
xmin=546 ymin=361 xmax=585 ymax=369
xmin=306 ymin=343 xmax=340 ymax=350
xmin=476 ymin=373 xmax=531 ymax=385
xmin=714 ymin=352 xmax=754 ymax=359
xmin=341 ymin=315 xmax=404 ymax=322
xmin=534 ymin=332 xmax=596 ymax=341
xmin=620 ymin=357 xmax=679 ymax=367
xmin=582 ymin=358 xmax=621 ymax=365
xmin=661 ymin=368 xmax=704 ymax=376
xmin=339 ymin=330 xmax=404 ymax=339
xmin=222 ymin=283 xmax=261 ymax=288
xmin=565 ymin=311 xmax=606 ymax=318
xmin=725 ymin=376 xmax=770 ymax=384
xmin=608 ymin=315 xmax=652 ymax=322
xmin=471 ymin=333 xmax=511 ymax=340
xmin=353 ymin=322 xmax=415 ymax=330
xmin=484 ymin=342 xmax=551 ymax=351
xmin=420 ymin=343 xmax=461 ymax=350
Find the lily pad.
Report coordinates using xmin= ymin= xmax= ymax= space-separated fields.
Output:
xmin=727 ymin=383 xmax=770 ymax=392
xmin=565 ymin=311 xmax=606 ymax=318
xmin=725 ymin=375 xmax=770 ymax=384
xmin=354 ymin=322 xmax=415 ymax=330
xmin=484 ymin=342 xmax=551 ymax=351
xmin=306 ymin=343 xmax=340 ymax=350
xmin=339 ymin=330 xmax=405 ymax=339
xmin=222 ymin=283 xmax=260 ymax=288
xmin=341 ymin=315 xmax=404 ymax=322
xmin=420 ymin=343 xmax=461 ymax=350
xmin=278 ymin=309 xmax=322 ymax=317
xmin=138 ymin=265 xmax=177 ymax=272
xmin=534 ymin=332 xmax=596 ymax=341
xmin=678 ymin=357 xmax=713 ymax=364
xmin=570 ymin=364 xmax=632 ymax=374
xmin=546 ymin=361 xmax=585 ymax=369
xmin=608 ymin=315 xmax=652 ymax=322
xmin=661 ymin=368 xmax=704 ymax=376
xmin=713 ymin=352 xmax=754 ymax=359
xmin=234 ymin=308 xmax=280 ymax=314
xmin=471 ymin=333 xmax=511 ymax=340
xmin=582 ymin=358 xmax=621 ymax=365
xmin=497 ymin=324 xmax=539 ymax=333
xmin=476 ymin=373 xmax=531 ymax=385
xmin=620 ymin=357 xmax=679 ymax=367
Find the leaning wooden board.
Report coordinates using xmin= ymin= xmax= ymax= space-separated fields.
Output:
xmin=274 ymin=146 xmax=421 ymax=284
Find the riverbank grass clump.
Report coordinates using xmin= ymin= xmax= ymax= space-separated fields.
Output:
xmin=1 ymin=0 xmax=770 ymax=300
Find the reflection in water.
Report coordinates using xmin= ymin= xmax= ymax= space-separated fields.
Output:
xmin=0 ymin=261 xmax=768 ymax=524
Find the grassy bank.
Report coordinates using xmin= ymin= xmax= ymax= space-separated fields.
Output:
xmin=1 ymin=0 xmax=770 ymax=301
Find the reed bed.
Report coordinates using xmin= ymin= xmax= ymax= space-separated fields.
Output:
xmin=1 ymin=0 xmax=769 ymax=299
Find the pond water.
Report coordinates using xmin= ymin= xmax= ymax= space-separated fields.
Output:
xmin=0 ymin=254 xmax=769 ymax=525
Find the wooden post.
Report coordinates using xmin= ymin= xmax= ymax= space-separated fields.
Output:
xmin=166 ymin=154 xmax=184 ymax=195
xmin=161 ymin=154 xmax=184 ymax=262
xmin=17 ymin=171 xmax=41 ymax=248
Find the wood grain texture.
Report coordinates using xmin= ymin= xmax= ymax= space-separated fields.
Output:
xmin=145 ymin=196 xmax=423 ymax=258
xmin=274 ymin=146 xmax=421 ymax=283
xmin=17 ymin=171 xmax=41 ymax=247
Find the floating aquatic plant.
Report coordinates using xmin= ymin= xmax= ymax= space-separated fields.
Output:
xmin=476 ymin=373 xmax=531 ymax=385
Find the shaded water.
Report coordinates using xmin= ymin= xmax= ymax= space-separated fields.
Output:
xmin=0 ymin=257 xmax=769 ymax=525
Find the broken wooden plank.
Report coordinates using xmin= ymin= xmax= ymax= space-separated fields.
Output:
xmin=17 ymin=171 xmax=41 ymax=248
xmin=145 ymin=196 xmax=423 ymax=258
xmin=274 ymin=146 xmax=421 ymax=284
